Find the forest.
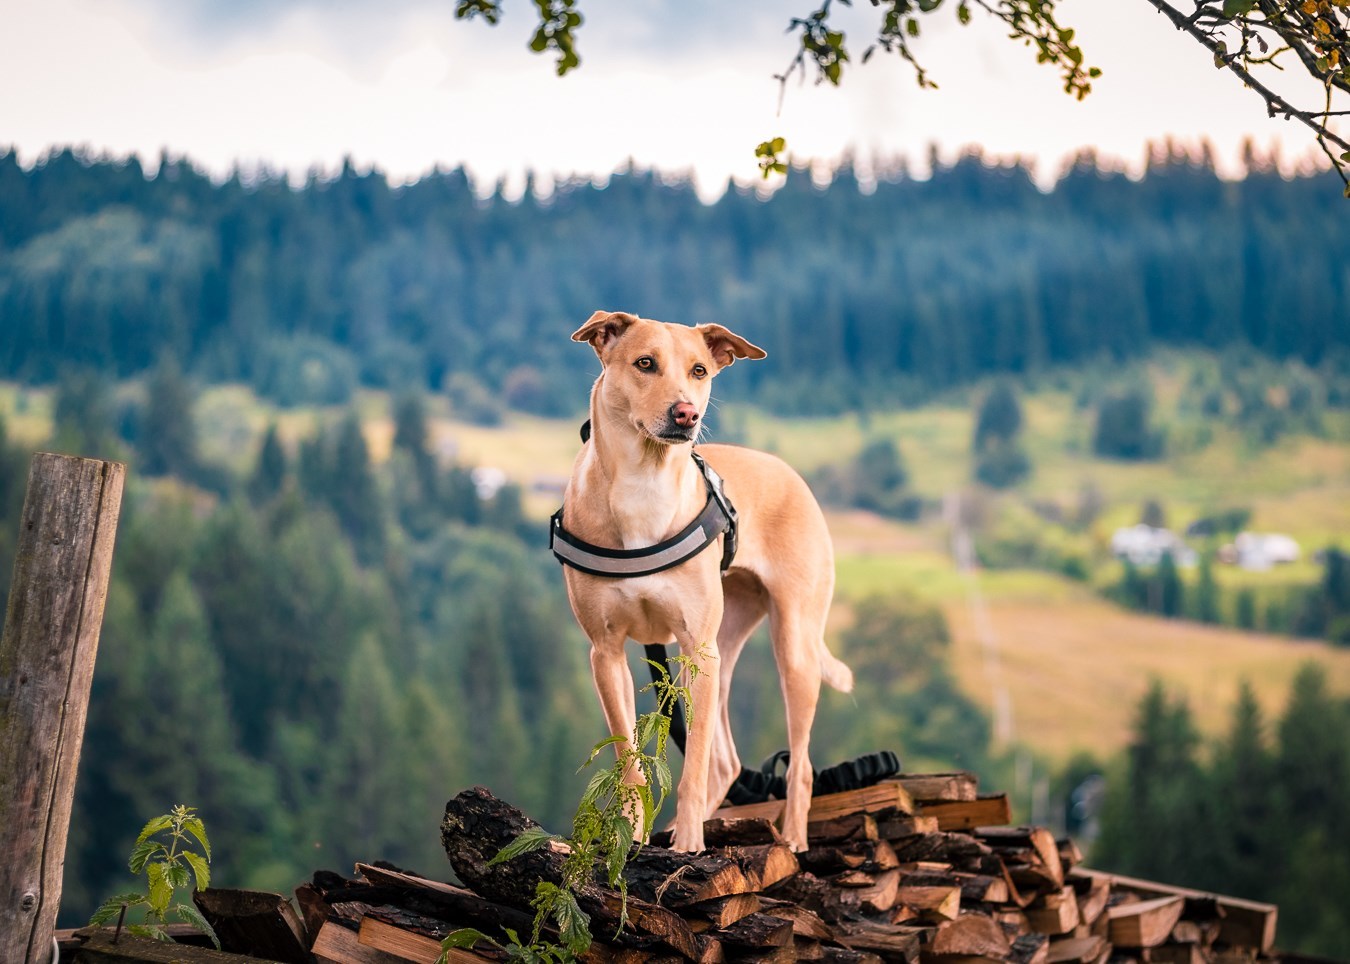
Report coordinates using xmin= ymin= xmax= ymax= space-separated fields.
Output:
xmin=1 ymin=144 xmax=1347 ymax=415
xmin=0 ymin=147 xmax=1348 ymax=956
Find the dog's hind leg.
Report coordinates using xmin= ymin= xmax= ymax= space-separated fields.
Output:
xmin=705 ymin=578 xmax=768 ymax=818
xmin=768 ymin=599 xmax=827 ymax=852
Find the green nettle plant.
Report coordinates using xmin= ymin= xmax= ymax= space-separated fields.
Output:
xmin=89 ymin=805 xmax=220 ymax=949
xmin=439 ymin=653 xmax=702 ymax=964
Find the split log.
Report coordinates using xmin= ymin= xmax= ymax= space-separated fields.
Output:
xmin=1145 ymin=944 xmax=1207 ymax=964
xmin=1009 ymin=933 xmax=1051 ymax=964
xmin=916 ymin=796 xmax=1011 ymax=832
xmin=891 ymin=773 xmax=979 ymax=803
xmin=350 ymin=864 xmax=540 ymax=948
xmin=440 ymin=787 xmax=699 ymax=960
xmin=724 ymin=843 xmax=800 ymax=890
xmin=877 ymin=815 xmax=941 ymax=841
xmin=1069 ymin=869 xmax=1276 ymax=953
xmin=622 ymin=845 xmax=753 ymax=905
xmin=763 ymin=872 xmax=852 ymax=924
xmin=954 ymin=874 xmax=1009 ymax=905
xmin=705 ymin=912 xmax=795 ymax=950
xmin=312 ymin=919 xmax=411 ymax=964
xmin=714 ymin=782 xmax=916 ymax=825
xmin=1025 ymin=886 xmax=1080 ymax=936
xmin=1106 ymin=896 xmax=1186 ymax=949
xmin=972 ymin=829 xmax=1063 ymax=891
xmin=1069 ymin=876 xmax=1111 ymax=928
xmin=192 ymin=888 xmax=309 ymax=963
xmin=893 ymin=833 xmax=991 ymax=865
xmin=893 ymin=884 xmax=959 ymax=922
xmin=929 ymin=914 xmax=1011 ymax=958
xmin=810 ymin=812 xmax=881 ymax=845
xmin=683 ymin=893 xmax=762 ymax=930
xmin=757 ymin=898 xmax=836 ymax=941
xmin=1046 ymin=935 xmax=1110 ymax=964
xmin=802 ymin=840 xmax=902 ymax=877
xmin=651 ymin=818 xmax=783 ymax=850
xmin=839 ymin=869 xmax=902 ymax=915
xmin=834 ymin=920 xmax=924 ymax=964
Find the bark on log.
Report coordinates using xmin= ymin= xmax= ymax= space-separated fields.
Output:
xmin=0 ymin=454 xmax=125 ymax=964
xmin=440 ymin=787 xmax=699 ymax=960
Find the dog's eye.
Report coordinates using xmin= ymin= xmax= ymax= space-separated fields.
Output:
xmin=635 ymin=356 xmax=656 ymax=372
xmin=692 ymin=364 xmax=708 ymax=379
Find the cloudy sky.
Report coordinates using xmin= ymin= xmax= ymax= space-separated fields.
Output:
xmin=1 ymin=0 xmax=1331 ymax=198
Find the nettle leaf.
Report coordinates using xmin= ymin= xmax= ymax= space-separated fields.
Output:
xmin=128 ymin=839 xmax=160 ymax=875
xmin=443 ymin=927 xmax=491 ymax=949
xmin=184 ymin=851 xmax=210 ymax=892
xmin=127 ymin=923 xmax=170 ymax=942
xmin=146 ymin=863 xmax=173 ymax=915
xmin=182 ymin=817 xmax=212 ymax=861
xmin=490 ymin=825 xmax=557 ymax=866
xmin=89 ymin=893 xmax=146 ymax=927
xmin=165 ymin=863 xmax=192 ymax=891
xmin=135 ymin=815 xmax=174 ymax=846
xmin=174 ymin=902 xmax=222 ymax=950
xmin=580 ymin=735 xmax=625 ymax=770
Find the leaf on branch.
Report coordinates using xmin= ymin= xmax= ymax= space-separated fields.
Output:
xmin=490 ymin=825 xmax=558 ymax=866
xmin=182 ymin=816 xmax=211 ymax=861
xmin=135 ymin=815 xmax=174 ymax=846
xmin=128 ymin=839 xmax=160 ymax=875
xmin=89 ymin=894 xmax=146 ymax=927
xmin=173 ymin=902 xmax=222 ymax=950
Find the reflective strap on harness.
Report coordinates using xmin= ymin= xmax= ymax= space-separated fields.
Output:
xmin=549 ymin=451 xmax=738 ymax=578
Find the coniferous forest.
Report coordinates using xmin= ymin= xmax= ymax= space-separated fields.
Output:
xmin=1 ymin=146 xmax=1349 ymax=956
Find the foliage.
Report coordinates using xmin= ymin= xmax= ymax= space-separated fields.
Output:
xmin=1143 ymin=0 xmax=1350 ymax=191
xmin=440 ymin=655 xmax=699 ymax=963
xmin=1093 ymin=667 xmax=1350 ymax=958
xmin=448 ymin=0 xmax=1344 ymax=193
xmin=88 ymin=806 xmax=220 ymax=949
xmin=1092 ymin=385 xmax=1163 ymax=460
xmin=3 ymin=151 xmax=1350 ymax=414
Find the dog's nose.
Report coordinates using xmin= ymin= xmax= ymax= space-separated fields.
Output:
xmin=671 ymin=402 xmax=700 ymax=428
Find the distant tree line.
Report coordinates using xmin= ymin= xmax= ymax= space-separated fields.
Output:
xmin=1093 ymin=669 xmax=1350 ymax=959
xmin=1 ymin=146 xmax=1348 ymax=414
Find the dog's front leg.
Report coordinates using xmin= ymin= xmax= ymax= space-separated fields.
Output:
xmin=589 ymin=636 xmax=646 ymax=840
xmin=671 ymin=634 xmax=720 ymax=853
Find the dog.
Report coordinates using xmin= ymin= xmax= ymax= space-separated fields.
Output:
xmin=555 ymin=310 xmax=852 ymax=853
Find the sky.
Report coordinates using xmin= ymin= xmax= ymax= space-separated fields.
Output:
xmin=0 ymin=0 xmax=1335 ymax=200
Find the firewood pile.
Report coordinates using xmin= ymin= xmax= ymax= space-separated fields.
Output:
xmin=282 ymin=771 xmax=1279 ymax=964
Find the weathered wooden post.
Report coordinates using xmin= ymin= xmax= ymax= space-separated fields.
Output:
xmin=0 ymin=453 xmax=125 ymax=964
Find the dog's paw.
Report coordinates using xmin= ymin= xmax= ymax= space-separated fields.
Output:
xmin=669 ymin=828 xmax=706 ymax=854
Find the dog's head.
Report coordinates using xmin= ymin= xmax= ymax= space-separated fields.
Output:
xmin=572 ymin=310 xmax=766 ymax=445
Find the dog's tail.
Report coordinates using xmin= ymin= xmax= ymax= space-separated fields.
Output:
xmin=819 ymin=639 xmax=854 ymax=693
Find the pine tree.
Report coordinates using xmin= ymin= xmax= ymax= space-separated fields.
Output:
xmin=139 ymin=357 xmax=199 ymax=478
xmin=247 ymin=423 xmax=288 ymax=504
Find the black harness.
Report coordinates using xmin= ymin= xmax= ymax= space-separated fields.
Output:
xmin=549 ymin=424 xmax=738 ymax=578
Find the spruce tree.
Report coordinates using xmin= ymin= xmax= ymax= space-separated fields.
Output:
xmin=247 ymin=423 xmax=288 ymax=504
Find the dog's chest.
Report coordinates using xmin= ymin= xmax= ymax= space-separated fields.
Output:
xmin=608 ymin=474 xmax=681 ymax=549
xmin=593 ymin=573 xmax=710 ymax=646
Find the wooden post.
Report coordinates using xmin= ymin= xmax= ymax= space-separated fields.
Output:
xmin=0 ymin=453 xmax=125 ymax=964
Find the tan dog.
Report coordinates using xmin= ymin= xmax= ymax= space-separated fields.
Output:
xmin=558 ymin=310 xmax=852 ymax=853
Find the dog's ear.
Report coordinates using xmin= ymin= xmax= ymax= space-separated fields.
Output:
xmin=699 ymin=325 xmax=767 ymax=369
xmin=572 ymin=311 xmax=638 ymax=357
